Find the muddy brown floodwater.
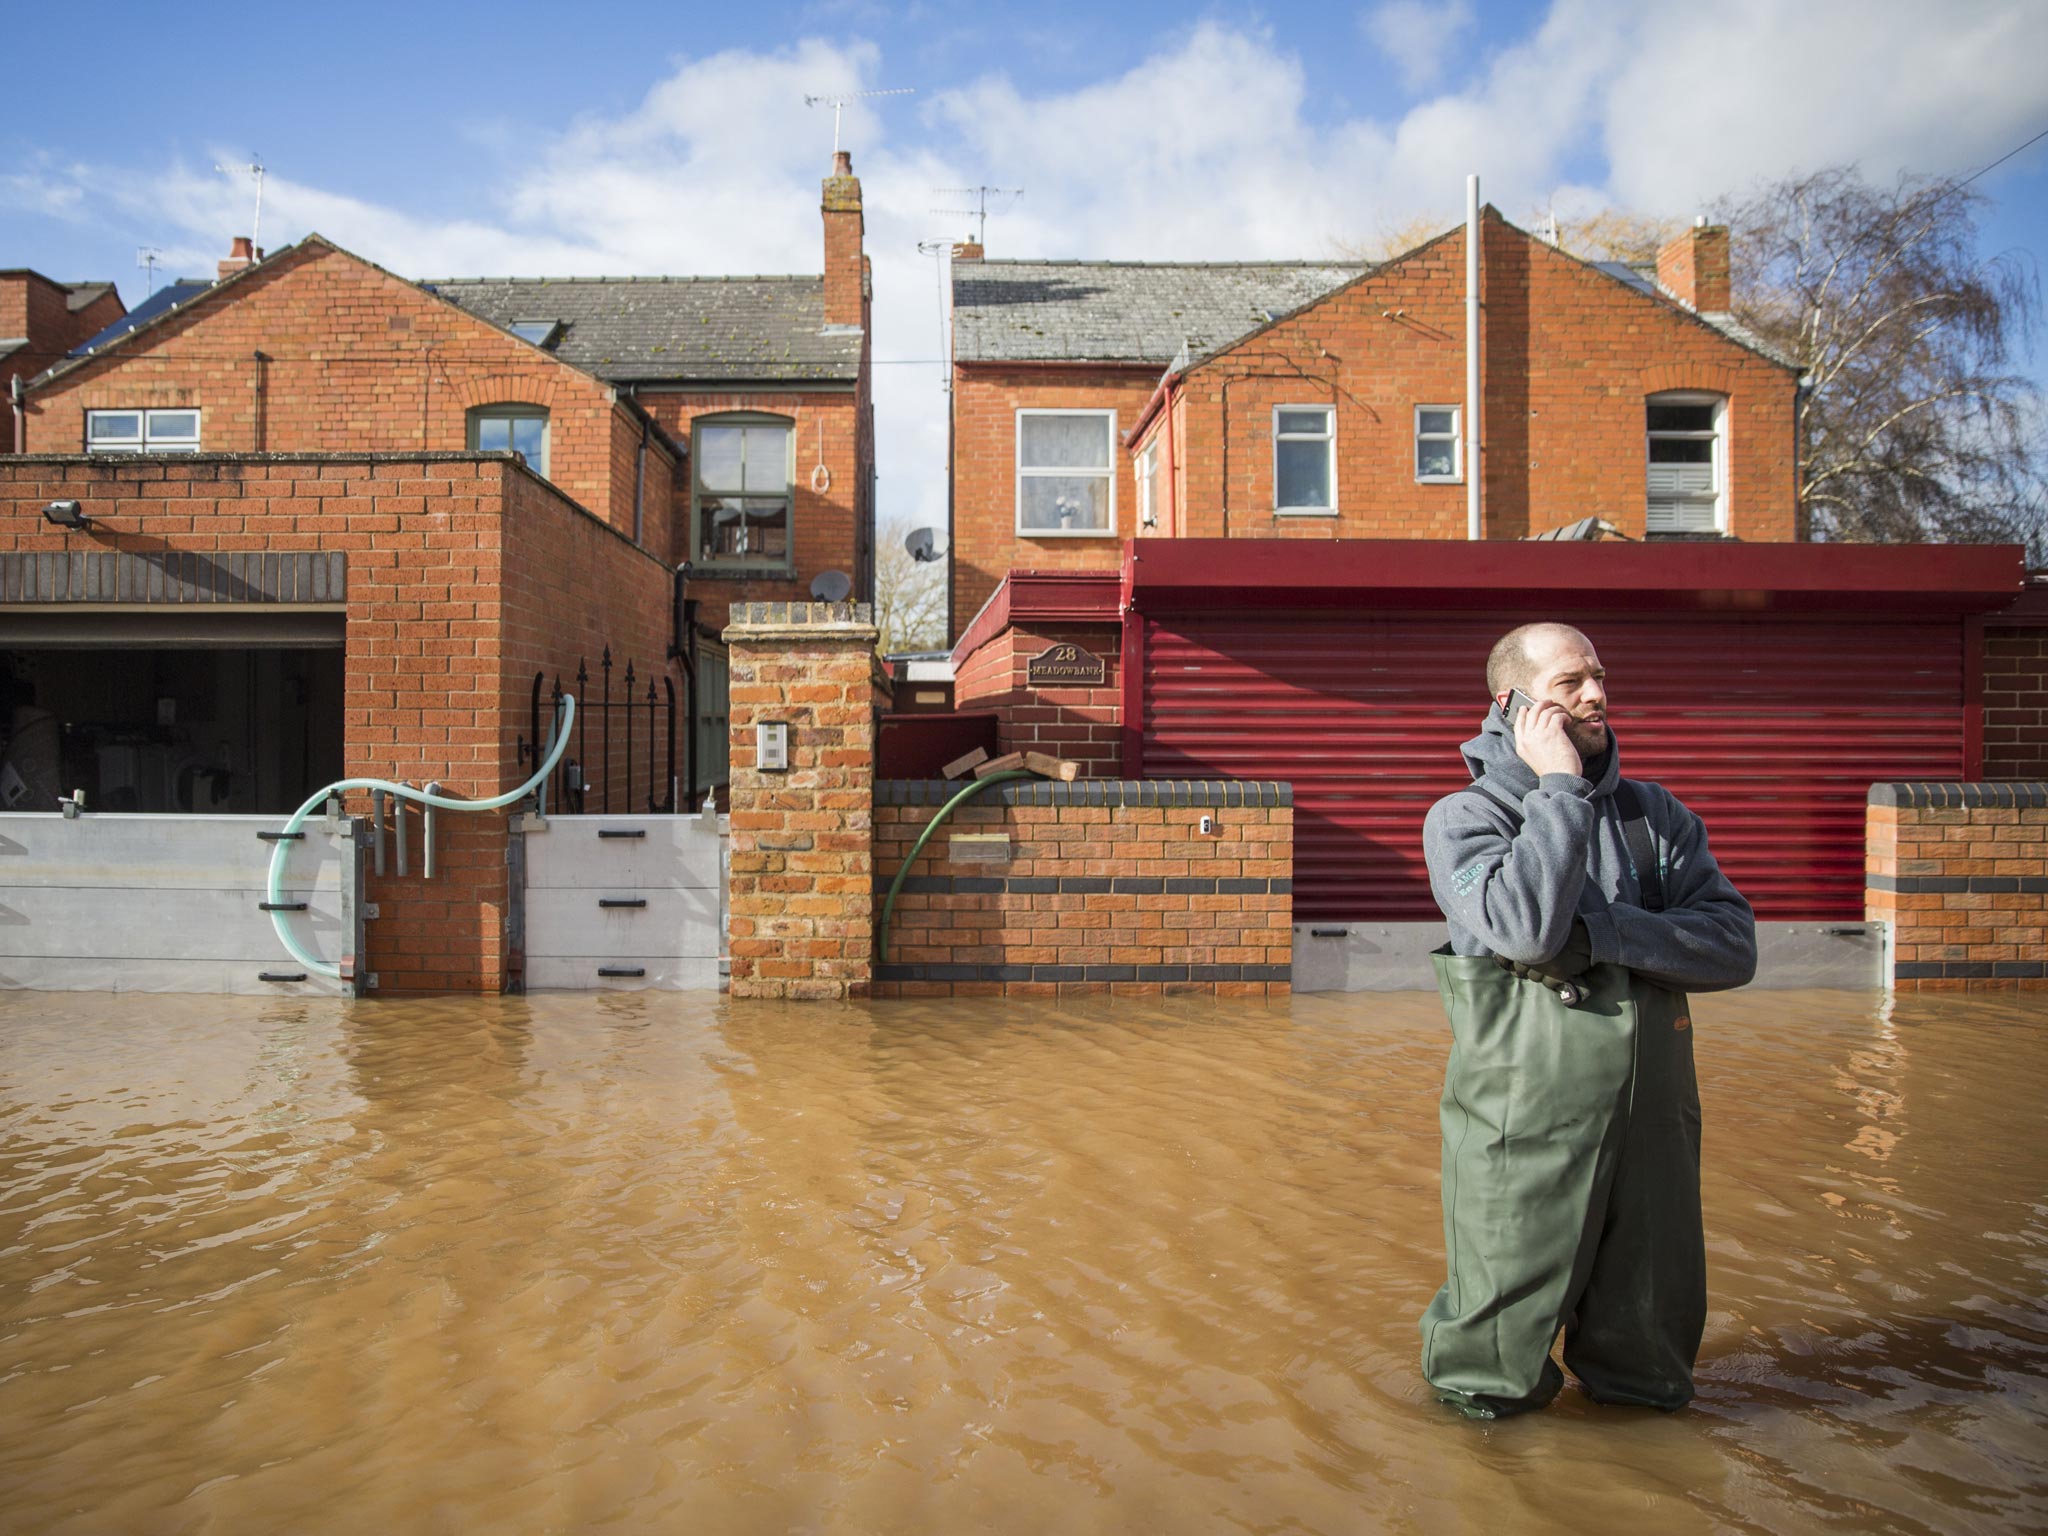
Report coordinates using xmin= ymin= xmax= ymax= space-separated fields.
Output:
xmin=1 ymin=988 xmax=2044 ymax=1535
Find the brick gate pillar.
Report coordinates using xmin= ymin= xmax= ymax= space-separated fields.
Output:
xmin=724 ymin=601 xmax=879 ymax=999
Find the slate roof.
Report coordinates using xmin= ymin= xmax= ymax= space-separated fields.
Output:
xmin=424 ymin=275 xmax=862 ymax=384
xmin=951 ymin=261 xmax=1368 ymax=366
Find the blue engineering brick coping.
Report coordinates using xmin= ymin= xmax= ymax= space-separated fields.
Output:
xmin=1867 ymin=782 xmax=2048 ymax=809
xmin=876 ymin=779 xmax=1293 ymax=808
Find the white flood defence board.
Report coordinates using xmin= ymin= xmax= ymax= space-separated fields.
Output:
xmin=1290 ymin=920 xmax=1888 ymax=992
xmin=0 ymin=813 xmax=360 ymax=996
xmin=519 ymin=812 xmax=728 ymax=991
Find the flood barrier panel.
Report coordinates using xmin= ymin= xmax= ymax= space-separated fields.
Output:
xmin=0 ymin=812 xmax=363 ymax=996
xmin=515 ymin=811 xmax=728 ymax=991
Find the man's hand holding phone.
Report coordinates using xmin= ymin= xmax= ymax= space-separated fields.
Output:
xmin=1503 ymin=688 xmax=1583 ymax=780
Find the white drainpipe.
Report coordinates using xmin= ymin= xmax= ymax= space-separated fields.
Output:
xmin=1466 ymin=173 xmax=1482 ymax=540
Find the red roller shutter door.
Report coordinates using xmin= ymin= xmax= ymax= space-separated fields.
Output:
xmin=1142 ymin=613 xmax=1964 ymax=922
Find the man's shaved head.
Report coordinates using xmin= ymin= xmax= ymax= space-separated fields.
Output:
xmin=1486 ymin=623 xmax=1595 ymax=697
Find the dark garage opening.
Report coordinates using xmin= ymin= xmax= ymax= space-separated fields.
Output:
xmin=1 ymin=623 xmax=345 ymax=814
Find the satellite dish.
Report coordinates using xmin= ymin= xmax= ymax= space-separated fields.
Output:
xmin=811 ymin=569 xmax=853 ymax=602
xmin=905 ymin=526 xmax=942 ymax=563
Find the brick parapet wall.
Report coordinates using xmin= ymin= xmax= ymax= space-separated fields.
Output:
xmin=724 ymin=601 xmax=878 ymax=999
xmin=1866 ymin=782 xmax=2048 ymax=990
xmin=873 ymin=778 xmax=1293 ymax=998
xmin=1983 ymin=620 xmax=2047 ymax=780
xmin=951 ymin=621 xmax=1123 ymax=775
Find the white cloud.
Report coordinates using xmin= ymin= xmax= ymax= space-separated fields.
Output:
xmin=1362 ymin=0 xmax=1475 ymax=91
xmin=17 ymin=6 xmax=2047 ymax=551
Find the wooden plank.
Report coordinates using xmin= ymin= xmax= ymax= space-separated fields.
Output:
xmin=940 ymin=747 xmax=988 ymax=780
xmin=0 ymin=956 xmax=351 ymax=997
xmin=972 ymin=751 xmax=1026 ymax=779
xmin=521 ymin=886 xmax=722 ymax=960
xmin=1022 ymin=751 xmax=1080 ymax=782
xmin=522 ymin=955 xmax=723 ymax=993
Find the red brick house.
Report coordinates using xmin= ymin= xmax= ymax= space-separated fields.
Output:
xmin=2 ymin=269 xmax=125 ymax=452
xmin=947 ymin=209 xmax=1799 ymax=642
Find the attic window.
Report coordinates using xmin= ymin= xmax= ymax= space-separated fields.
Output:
xmin=508 ymin=320 xmax=562 ymax=348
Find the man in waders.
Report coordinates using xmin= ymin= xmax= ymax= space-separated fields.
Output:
xmin=1420 ymin=623 xmax=1756 ymax=1419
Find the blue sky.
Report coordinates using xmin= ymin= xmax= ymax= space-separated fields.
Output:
xmin=6 ymin=0 xmax=2045 ymax=536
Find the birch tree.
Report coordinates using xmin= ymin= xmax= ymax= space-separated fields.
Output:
xmin=1715 ymin=167 xmax=2044 ymax=550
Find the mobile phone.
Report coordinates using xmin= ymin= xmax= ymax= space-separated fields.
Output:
xmin=1502 ymin=688 xmax=1542 ymax=729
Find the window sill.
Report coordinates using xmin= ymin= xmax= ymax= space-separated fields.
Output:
xmin=1415 ymin=476 xmax=1463 ymax=486
xmin=1016 ymin=527 xmax=1118 ymax=539
xmin=1273 ymin=507 xmax=1338 ymax=517
xmin=689 ymin=563 xmax=798 ymax=578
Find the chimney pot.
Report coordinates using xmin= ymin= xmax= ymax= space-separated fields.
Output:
xmin=218 ymin=235 xmax=258 ymax=280
xmin=833 ymin=150 xmax=852 ymax=176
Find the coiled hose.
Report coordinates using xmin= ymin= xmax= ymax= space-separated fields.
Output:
xmin=266 ymin=694 xmax=576 ymax=980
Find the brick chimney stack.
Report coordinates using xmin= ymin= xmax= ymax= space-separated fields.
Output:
xmin=951 ymin=239 xmax=984 ymax=261
xmin=217 ymin=236 xmax=257 ymax=280
xmin=822 ymin=150 xmax=865 ymax=328
xmin=1657 ymin=219 xmax=1730 ymax=313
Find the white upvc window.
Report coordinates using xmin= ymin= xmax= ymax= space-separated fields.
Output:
xmin=1016 ymin=409 xmax=1116 ymax=536
xmin=86 ymin=408 xmax=200 ymax=454
xmin=1415 ymin=404 xmax=1462 ymax=483
xmin=1136 ymin=438 xmax=1160 ymax=529
xmin=1646 ymin=393 xmax=1727 ymax=533
xmin=1273 ymin=404 xmax=1335 ymax=513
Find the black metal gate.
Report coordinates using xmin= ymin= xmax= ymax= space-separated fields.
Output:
xmin=520 ymin=648 xmax=678 ymax=814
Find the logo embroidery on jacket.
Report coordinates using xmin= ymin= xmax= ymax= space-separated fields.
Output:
xmin=1453 ymin=863 xmax=1484 ymax=896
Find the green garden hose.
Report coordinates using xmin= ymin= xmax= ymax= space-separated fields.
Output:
xmin=875 ymin=770 xmax=1037 ymax=966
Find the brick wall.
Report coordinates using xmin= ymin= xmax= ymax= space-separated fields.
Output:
xmin=947 ymin=364 xmax=1156 ymax=641
xmin=638 ymin=388 xmax=867 ymax=604
xmin=21 ymin=242 xmax=656 ymax=539
xmin=952 ymin=621 xmax=1123 ymax=775
xmin=1 ymin=453 xmax=677 ymax=994
xmin=1984 ymin=621 xmax=2048 ymax=780
xmin=724 ymin=601 xmax=878 ymax=999
xmin=1 ymin=272 xmax=124 ymax=452
xmin=1866 ymin=782 xmax=2048 ymax=990
xmin=873 ymin=779 xmax=1292 ymax=997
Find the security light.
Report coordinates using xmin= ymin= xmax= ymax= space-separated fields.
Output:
xmin=41 ymin=500 xmax=90 ymax=530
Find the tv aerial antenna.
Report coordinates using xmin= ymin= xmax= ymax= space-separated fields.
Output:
xmin=213 ymin=155 xmax=267 ymax=253
xmin=916 ymin=240 xmax=953 ymax=393
xmin=803 ymin=88 xmax=914 ymax=154
xmin=136 ymin=246 xmax=164 ymax=296
xmin=930 ymin=186 xmax=1022 ymax=246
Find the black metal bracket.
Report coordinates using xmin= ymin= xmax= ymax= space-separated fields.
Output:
xmin=597 ymin=966 xmax=646 ymax=978
xmin=258 ymin=901 xmax=309 ymax=912
xmin=598 ymin=828 xmax=646 ymax=839
xmin=258 ymin=831 xmax=304 ymax=842
xmin=1310 ymin=927 xmax=1350 ymax=938
xmin=598 ymin=898 xmax=648 ymax=909
xmin=258 ymin=971 xmax=307 ymax=983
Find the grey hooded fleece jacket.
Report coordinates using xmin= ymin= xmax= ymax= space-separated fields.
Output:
xmin=1422 ymin=710 xmax=1757 ymax=992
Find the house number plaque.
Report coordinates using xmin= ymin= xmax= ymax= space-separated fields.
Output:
xmin=1026 ymin=642 xmax=1106 ymax=688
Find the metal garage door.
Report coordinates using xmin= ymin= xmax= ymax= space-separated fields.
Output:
xmin=1142 ymin=613 xmax=1966 ymax=922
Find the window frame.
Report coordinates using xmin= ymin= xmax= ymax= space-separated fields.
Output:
xmin=690 ymin=411 xmax=797 ymax=573
xmin=1015 ymin=408 xmax=1118 ymax=539
xmin=1645 ymin=391 xmax=1728 ymax=535
xmin=1272 ymin=403 xmax=1337 ymax=515
xmin=467 ymin=403 xmax=551 ymax=479
xmin=1135 ymin=437 xmax=1160 ymax=529
xmin=85 ymin=407 xmax=201 ymax=454
xmin=1414 ymin=404 xmax=1462 ymax=484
